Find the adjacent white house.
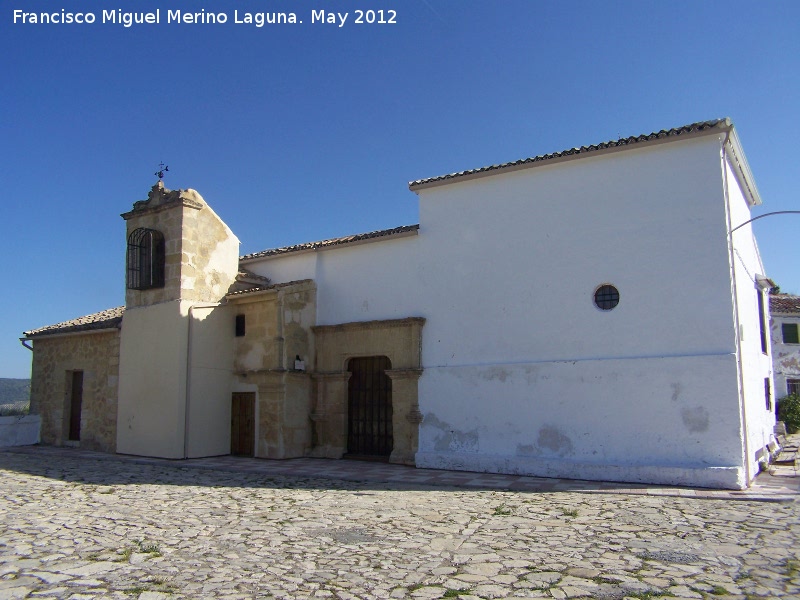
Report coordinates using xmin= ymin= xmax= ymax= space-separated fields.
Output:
xmin=23 ymin=118 xmax=776 ymax=489
xmin=770 ymin=294 xmax=800 ymax=399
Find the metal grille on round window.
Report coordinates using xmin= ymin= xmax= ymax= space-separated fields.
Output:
xmin=594 ymin=284 xmax=619 ymax=310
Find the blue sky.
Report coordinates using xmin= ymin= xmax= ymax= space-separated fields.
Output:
xmin=2 ymin=1 xmax=798 ymax=378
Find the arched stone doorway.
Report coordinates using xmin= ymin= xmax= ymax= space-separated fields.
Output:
xmin=311 ymin=317 xmax=424 ymax=465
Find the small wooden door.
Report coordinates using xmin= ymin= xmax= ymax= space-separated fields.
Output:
xmin=68 ymin=371 xmax=83 ymax=441
xmin=231 ymin=392 xmax=255 ymax=456
xmin=347 ymin=356 xmax=393 ymax=458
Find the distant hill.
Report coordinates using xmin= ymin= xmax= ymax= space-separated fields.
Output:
xmin=0 ymin=378 xmax=30 ymax=405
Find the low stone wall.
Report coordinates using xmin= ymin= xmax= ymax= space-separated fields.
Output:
xmin=0 ymin=414 xmax=41 ymax=447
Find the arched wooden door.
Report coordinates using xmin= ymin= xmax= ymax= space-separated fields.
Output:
xmin=347 ymin=356 xmax=393 ymax=458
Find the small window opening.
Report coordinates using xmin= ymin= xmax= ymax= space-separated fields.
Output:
xmin=765 ymin=378 xmax=772 ymax=412
xmin=782 ymin=323 xmax=800 ymax=345
xmin=757 ymin=292 xmax=768 ymax=354
xmin=594 ymin=284 xmax=620 ymax=311
xmin=788 ymin=379 xmax=800 ymax=397
xmin=235 ymin=314 xmax=246 ymax=337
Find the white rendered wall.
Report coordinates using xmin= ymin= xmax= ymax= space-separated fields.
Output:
xmin=117 ymin=301 xmax=235 ymax=459
xmin=413 ymin=136 xmax=750 ymax=488
xmin=117 ymin=302 xmax=189 ymax=459
xmin=247 ymin=235 xmax=423 ymax=326
xmin=418 ymin=355 xmax=742 ymax=487
xmin=256 ymin=252 xmax=317 ymax=285
xmin=416 ymin=138 xmax=736 ymax=366
xmin=725 ymin=157 xmax=775 ymax=477
xmin=246 ymin=134 xmax=760 ymax=488
xmin=185 ymin=303 xmax=234 ymax=458
xmin=0 ymin=415 xmax=40 ymax=447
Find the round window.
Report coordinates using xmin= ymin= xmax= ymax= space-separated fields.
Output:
xmin=594 ymin=284 xmax=620 ymax=310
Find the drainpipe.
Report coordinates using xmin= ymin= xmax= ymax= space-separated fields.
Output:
xmin=722 ymin=130 xmax=752 ymax=485
xmin=277 ymin=293 xmax=285 ymax=370
xmin=19 ymin=338 xmax=33 ymax=351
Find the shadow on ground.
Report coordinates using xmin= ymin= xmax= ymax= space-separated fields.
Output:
xmin=2 ymin=444 xmax=798 ymax=501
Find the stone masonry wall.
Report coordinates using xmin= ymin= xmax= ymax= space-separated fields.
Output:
xmin=124 ymin=201 xmax=188 ymax=309
xmin=179 ymin=203 xmax=240 ymax=303
xmin=311 ymin=318 xmax=424 ymax=464
xmin=232 ymin=281 xmax=316 ymax=373
xmin=123 ymin=183 xmax=239 ymax=308
xmin=233 ymin=295 xmax=280 ymax=372
xmin=231 ymin=281 xmax=316 ymax=458
xmin=29 ymin=331 xmax=120 ymax=452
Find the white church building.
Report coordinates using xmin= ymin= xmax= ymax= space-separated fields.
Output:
xmin=23 ymin=118 xmax=776 ymax=489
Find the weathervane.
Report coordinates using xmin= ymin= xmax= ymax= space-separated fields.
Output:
xmin=154 ymin=162 xmax=169 ymax=180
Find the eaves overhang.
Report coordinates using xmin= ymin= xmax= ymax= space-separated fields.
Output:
xmin=240 ymin=224 xmax=419 ymax=264
xmin=226 ymin=279 xmax=315 ymax=302
xmin=22 ymin=306 xmax=125 ymax=340
xmin=408 ymin=119 xmax=744 ymax=193
xmin=723 ymin=126 xmax=762 ymax=207
xmin=21 ymin=326 xmax=121 ymax=342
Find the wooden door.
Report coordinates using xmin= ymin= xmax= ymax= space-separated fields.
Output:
xmin=347 ymin=356 xmax=393 ymax=458
xmin=231 ymin=392 xmax=255 ymax=457
xmin=68 ymin=371 xmax=83 ymax=441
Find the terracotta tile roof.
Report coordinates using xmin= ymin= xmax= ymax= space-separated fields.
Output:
xmin=770 ymin=294 xmax=800 ymax=314
xmin=240 ymin=224 xmax=419 ymax=261
xmin=230 ymin=268 xmax=272 ymax=293
xmin=227 ymin=279 xmax=314 ymax=298
xmin=25 ymin=278 xmax=313 ymax=335
xmin=236 ymin=268 xmax=270 ymax=284
xmin=24 ymin=306 xmax=124 ymax=338
xmin=408 ymin=118 xmax=732 ymax=190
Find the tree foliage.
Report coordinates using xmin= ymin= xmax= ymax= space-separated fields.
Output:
xmin=0 ymin=378 xmax=30 ymax=405
xmin=778 ymin=393 xmax=800 ymax=434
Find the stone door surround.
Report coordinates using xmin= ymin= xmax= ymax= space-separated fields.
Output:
xmin=311 ymin=318 xmax=424 ymax=465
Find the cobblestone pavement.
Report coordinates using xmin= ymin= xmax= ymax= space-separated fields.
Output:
xmin=1 ymin=448 xmax=799 ymax=600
